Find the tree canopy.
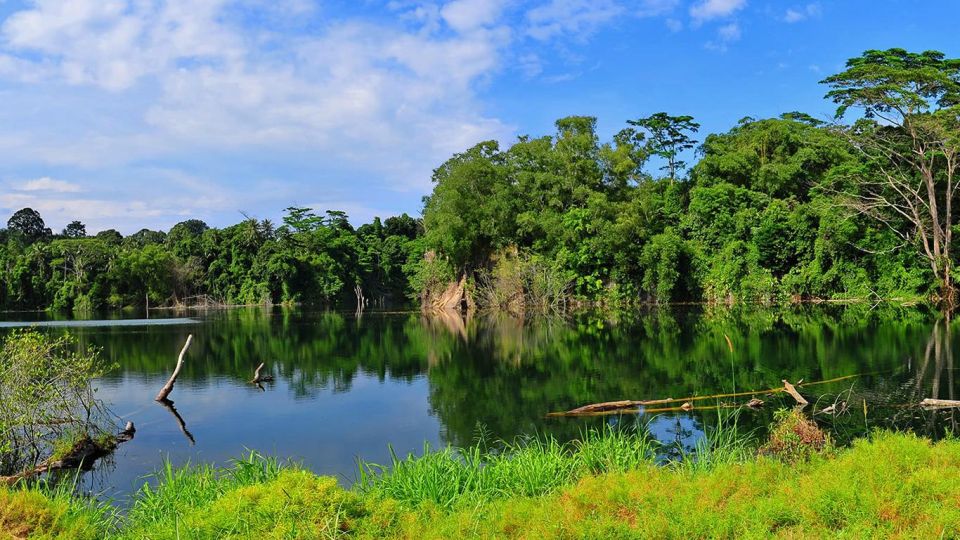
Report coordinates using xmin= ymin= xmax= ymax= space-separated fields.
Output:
xmin=2 ymin=48 xmax=956 ymax=312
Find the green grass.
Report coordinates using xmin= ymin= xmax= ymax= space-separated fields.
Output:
xmin=4 ymin=419 xmax=960 ymax=538
xmin=356 ymin=425 xmax=657 ymax=508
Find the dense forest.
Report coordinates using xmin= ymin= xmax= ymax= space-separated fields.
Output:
xmin=1 ymin=48 xmax=958 ymax=312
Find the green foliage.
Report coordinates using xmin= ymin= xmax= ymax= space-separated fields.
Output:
xmin=0 ymin=332 xmax=113 ymax=476
xmin=0 ymin=206 xmax=424 ymax=310
xmin=627 ymin=111 xmax=700 ymax=178
xmin=413 ymin=49 xmax=960 ymax=307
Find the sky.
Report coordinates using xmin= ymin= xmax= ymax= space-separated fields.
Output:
xmin=0 ymin=0 xmax=957 ymax=234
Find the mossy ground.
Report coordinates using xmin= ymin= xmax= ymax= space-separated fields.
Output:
xmin=3 ymin=430 xmax=960 ymax=539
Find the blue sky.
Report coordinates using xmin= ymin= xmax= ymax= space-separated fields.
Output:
xmin=0 ymin=0 xmax=956 ymax=233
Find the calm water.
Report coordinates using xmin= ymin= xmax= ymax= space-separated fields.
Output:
xmin=2 ymin=304 xmax=957 ymax=502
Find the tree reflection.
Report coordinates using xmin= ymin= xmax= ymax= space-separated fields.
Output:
xmin=29 ymin=303 xmax=958 ymax=450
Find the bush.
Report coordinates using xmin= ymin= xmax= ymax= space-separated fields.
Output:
xmin=759 ymin=408 xmax=832 ymax=462
xmin=0 ymin=332 xmax=113 ymax=476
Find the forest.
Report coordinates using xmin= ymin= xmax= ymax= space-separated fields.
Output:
xmin=1 ymin=48 xmax=958 ymax=312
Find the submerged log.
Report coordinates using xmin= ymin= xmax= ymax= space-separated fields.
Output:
xmin=550 ymin=398 xmax=678 ymax=416
xmin=920 ymin=398 xmax=960 ymax=409
xmin=155 ymin=334 xmax=193 ymax=402
xmin=547 ymin=374 xmax=865 ymax=417
xmin=1 ymin=422 xmax=136 ymax=486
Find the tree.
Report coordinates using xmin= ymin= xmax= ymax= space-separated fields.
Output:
xmin=423 ymin=140 xmax=514 ymax=271
xmin=123 ymin=229 xmax=166 ymax=249
xmin=692 ymin=115 xmax=853 ymax=199
xmin=62 ymin=220 xmax=86 ymax=238
xmin=95 ymin=229 xmax=123 ymax=245
xmin=628 ymin=113 xmax=701 ymax=179
xmin=821 ymin=48 xmax=960 ymax=304
xmin=6 ymin=208 xmax=50 ymax=242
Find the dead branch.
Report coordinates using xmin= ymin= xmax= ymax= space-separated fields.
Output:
xmin=782 ymin=379 xmax=809 ymax=406
xmin=155 ymin=334 xmax=193 ymax=402
xmin=920 ymin=398 xmax=960 ymax=409
xmin=250 ymin=362 xmax=274 ymax=384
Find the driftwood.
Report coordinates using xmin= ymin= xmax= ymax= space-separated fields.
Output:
xmin=1 ymin=422 xmax=136 ymax=486
xmin=251 ymin=363 xmax=274 ymax=384
xmin=157 ymin=398 xmax=195 ymax=444
xmin=547 ymin=375 xmax=861 ymax=417
xmin=920 ymin=398 xmax=960 ymax=409
xmin=557 ymin=398 xmax=678 ymax=415
xmin=155 ymin=334 xmax=193 ymax=402
xmin=782 ymin=379 xmax=809 ymax=406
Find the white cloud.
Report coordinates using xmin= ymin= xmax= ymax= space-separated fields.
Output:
xmin=441 ymin=0 xmax=509 ymax=32
xmin=689 ymin=0 xmax=746 ymax=24
xmin=783 ymin=3 xmax=821 ymax=23
xmin=526 ymin=0 xmax=624 ymax=41
xmin=0 ymin=0 xmax=515 ymax=195
xmin=705 ymin=22 xmax=741 ymax=51
xmin=0 ymin=0 xmax=687 ymax=231
xmin=14 ymin=176 xmax=82 ymax=193
xmin=717 ymin=22 xmax=741 ymax=41
xmin=665 ymin=18 xmax=683 ymax=32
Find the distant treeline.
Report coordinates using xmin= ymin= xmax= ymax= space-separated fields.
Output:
xmin=2 ymin=48 xmax=958 ymax=312
xmin=0 ymin=208 xmax=423 ymax=311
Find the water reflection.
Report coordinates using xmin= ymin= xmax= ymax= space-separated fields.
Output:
xmin=156 ymin=399 xmax=195 ymax=445
xmin=1 ymin=303 xmax=956 ymax=501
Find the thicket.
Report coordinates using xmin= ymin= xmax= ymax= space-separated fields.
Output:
xmin=0 ymin=332 xmax=113 ymax=477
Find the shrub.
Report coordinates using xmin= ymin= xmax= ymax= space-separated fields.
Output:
xmin=759 ymin=408 xmax=832 ymax=462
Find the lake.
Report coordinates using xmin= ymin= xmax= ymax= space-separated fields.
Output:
xmin=1 ymin=304 xmax=957 ymax=503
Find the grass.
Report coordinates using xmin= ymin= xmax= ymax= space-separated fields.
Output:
xmin=4 ymin=414 xmax=960 ymax=538
xmin=357 ymin=425 xmax=659 ymax=508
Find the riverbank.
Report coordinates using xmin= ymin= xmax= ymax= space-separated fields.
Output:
xmin=3 ymin=414 xmax=959 ymax=539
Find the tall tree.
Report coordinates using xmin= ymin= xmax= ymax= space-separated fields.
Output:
xmin=62 ymin=220 xmax=86 ymax=238
xmin=7 ymin=208 xmax=50 ymax=242
xmin=628 ymin=113 xmax=701 ymax=179
xmin=821 ymin=48 xmax=960 ymax=304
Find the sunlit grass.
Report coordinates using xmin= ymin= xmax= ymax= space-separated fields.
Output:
xmin=5 ymin=422 xmax=960 ymax=538
xmin=356 ymin=424 xmax=658 ymax=507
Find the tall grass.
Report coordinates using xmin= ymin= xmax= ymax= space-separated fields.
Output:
xmin=124 ymin=450 xmax=283 ymax=530
xmin=357 ymin=425 xmax=660 ymax=508
xmin=674 ymin=410 xmax=754 ymax=474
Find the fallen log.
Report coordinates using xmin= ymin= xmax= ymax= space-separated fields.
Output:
xmin=547 ymin=374 xmax=859 ymax=417
xmin=1 ymin=422 xmax=136 ymax=486
xmin=555 ymin=398 xmax=678 ymax=416
xmin=920 ymin=398 xmax=960 ymax=409
xmin=155 ymin=334 xmax=193 ymax=402
xmin=782 ymin=379 xmax=809 ymax=406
